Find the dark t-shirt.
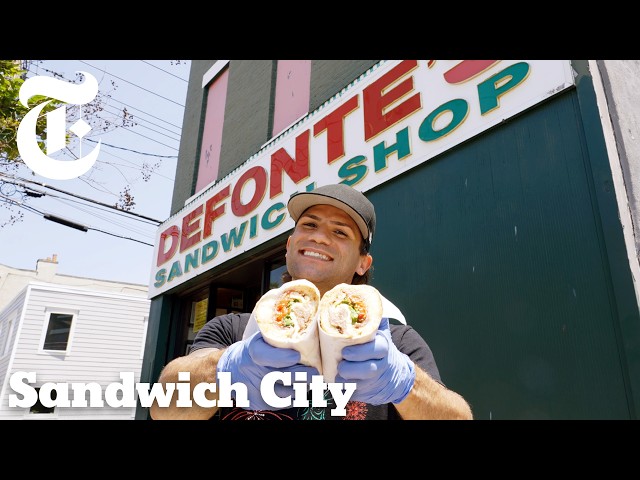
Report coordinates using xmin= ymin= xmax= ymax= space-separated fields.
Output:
xmin=191 ymin=312 xmax=442 ymax=420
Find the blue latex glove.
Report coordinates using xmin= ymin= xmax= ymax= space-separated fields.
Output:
xmin=216 ymin=332 xmax=319 ymax=410
xmin=335 ymin=317 xmax=415 ymax=405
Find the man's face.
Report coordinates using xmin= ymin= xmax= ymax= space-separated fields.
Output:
xmin=286 ymin=204 xmax=372 ymax=297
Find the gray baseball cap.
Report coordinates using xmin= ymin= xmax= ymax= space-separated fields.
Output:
xmin=287 ymin=184 xmax=376 ymax=250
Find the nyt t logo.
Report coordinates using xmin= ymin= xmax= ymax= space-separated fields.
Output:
xmin=17 ymin=71 xmax=102 ymax=180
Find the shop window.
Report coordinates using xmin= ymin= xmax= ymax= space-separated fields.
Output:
xmin=266 ymin=254 xmax=287 ymax=290
xmin=216 ymin=287 xmax=244 ymax=314
xmin=183 ymin=287 xmax=243 ymax=355
xmin=177 ymin=249 xmax=287 ymax=357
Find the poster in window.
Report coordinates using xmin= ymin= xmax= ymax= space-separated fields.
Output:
xmin=193 ymin=298 xmax=208 ymax=333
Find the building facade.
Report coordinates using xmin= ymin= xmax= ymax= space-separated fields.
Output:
xmin=0 ymin=256 xmax=150 ymax=419
xmin=0 ymin=254 xmax=148 ymax=312
xmin=0 ymin=282 xmax=149 ymax=420
xmin=138 ymin=60 xmax=640 ymax=420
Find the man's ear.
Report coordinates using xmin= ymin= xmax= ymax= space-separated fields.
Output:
xmin=357 ymin=254 xmax=373 ymax=276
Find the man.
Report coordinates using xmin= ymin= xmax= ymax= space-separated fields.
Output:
xmin=150 ymin=184 xmax=473 ymax=420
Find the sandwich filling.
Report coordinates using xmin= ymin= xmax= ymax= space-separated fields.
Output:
xmin=317 ymin=283 xmax=384 ymax=381
xmin=273 ymin=290 xmax=317 ymax=338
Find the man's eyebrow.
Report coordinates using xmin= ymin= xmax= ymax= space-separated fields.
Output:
xmin=300 ymin=212 xmax=354 ymax=229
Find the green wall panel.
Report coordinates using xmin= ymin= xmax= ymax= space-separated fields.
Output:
xmin=369 ymin=90 xmax=637 ymax=419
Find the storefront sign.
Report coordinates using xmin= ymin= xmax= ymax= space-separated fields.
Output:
xmin=149 ymin=60 xmax=574 ymax=297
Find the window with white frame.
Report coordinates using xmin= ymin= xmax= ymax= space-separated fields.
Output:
xmin=42 ymin=310 xmax=76 ymax=352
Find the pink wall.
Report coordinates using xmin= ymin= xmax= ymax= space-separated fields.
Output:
xmin=195 ymin=68 xmax=229 ymax=193
xmin=272 ymin=60 xmax=311 ymax=137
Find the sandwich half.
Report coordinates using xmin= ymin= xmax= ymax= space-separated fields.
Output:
xmin=318 ymin=283 xmax=384 ymax=382
xmin=253 ymin=279 xmax=322 ymax=373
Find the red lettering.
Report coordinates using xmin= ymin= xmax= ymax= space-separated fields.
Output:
xmin=443 ymin=60 xmax=500 ymax=84
xmin=180 ymin=205 xmax=203 ymax=253
xmin=157 ymin=225 xmax=180 ymax=266
xmin=203 ymin=186 xmax=231 ymax=239
xmin=270 ymin=130 xmax=311 ymax=198
xmin=232 ymin=166 xmax=267 ymax=216
xmin=363 ymin=60 xmax=421 ymax=141
xmin=313 ymin=96 xmax=359 ymax=164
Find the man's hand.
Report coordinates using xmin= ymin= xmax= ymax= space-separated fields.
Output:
xmin=336 ymin=318 xmax=415 ymax=405
xmin=217 ymin=332 xmax=319 ymax=410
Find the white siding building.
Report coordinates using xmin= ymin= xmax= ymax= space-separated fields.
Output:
xmin=0 ymin=256 xmax=150 ymax=420
xmin=0 ymin=254 xmax=148 ymax=311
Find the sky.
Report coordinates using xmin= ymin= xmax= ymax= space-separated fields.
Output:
xmin=0 ymin=60 xmax=192 ymax=287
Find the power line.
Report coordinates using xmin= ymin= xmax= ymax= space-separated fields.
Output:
xmin=51 ymin=195 xmax=156 ymax=238
xmin=102 ymin=94 xmax=185 ymax=131
xmin=141 ymin=60 xmax=189 ymax=82
xmin=23 ymin=61 xmax=186 ymax=157
xmin=99 ymin=103 xmax=182 ymax=140
xmin=44 ymin=213 xmax=88 ymax=231
xmin=0 ymin=193 xmax=155 ymax=246
xmin=26 ymin=63 xmax=186 ymax=131
xmin=92 ymin=116 xmax=181 ymax=151
xmin=93 ymin=112 xmax=182 ymax=148
xmin=91 ymin=146 xmax=175 ymax=182
xmin=0 ymin=174 xmax=163 ymax=224
xmin=79 ymin=60 xmax=185 ymax=107
xmin=85 ymin=137 xmax=178 ymax=158
xmin=87 ymin=226 xmax=154 ymax=246
xmin=3 ymin=179 xmax=159 ymax=238
xmin=5 ymin=60 xmax=185 ymax=239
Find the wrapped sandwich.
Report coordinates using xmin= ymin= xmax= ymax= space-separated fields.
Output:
xmin=253 ymin=279 xmax=323 ymax=373
xmin=318 ymin=283 xmax=384 ymax=382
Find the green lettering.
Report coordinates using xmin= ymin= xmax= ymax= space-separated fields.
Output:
xmin=338 ymin=155 xmax=368 ymax=185
xmin=167 ymin=261 xmax=183 ymax=282
xmin=221 ymin=222 xmax=247 ymax=252
xmin=249 ymin=215 xmax=258 ymax=238
xmin=478 ymin=62 xmax=530 ymax=115
xmin=373 ymin=126 xmax=411 ymax=172
xmin=262 ymin=202 xmax=286 ymax=230
xmin=201 ymin=240 xmax=218 ymax=264
xmin=154 ymin=269 xmax=166 ymax=288
xmin=184 ymin=248 xmax=200 ymax=273
xmin=418 ymin=99 xmax=468 ymax=142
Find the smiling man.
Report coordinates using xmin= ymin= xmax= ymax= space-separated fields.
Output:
xmin=150 ymin=183 xmax=473 ymax=420
xmin=285 ymin=185 xmax=375 ymax=297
